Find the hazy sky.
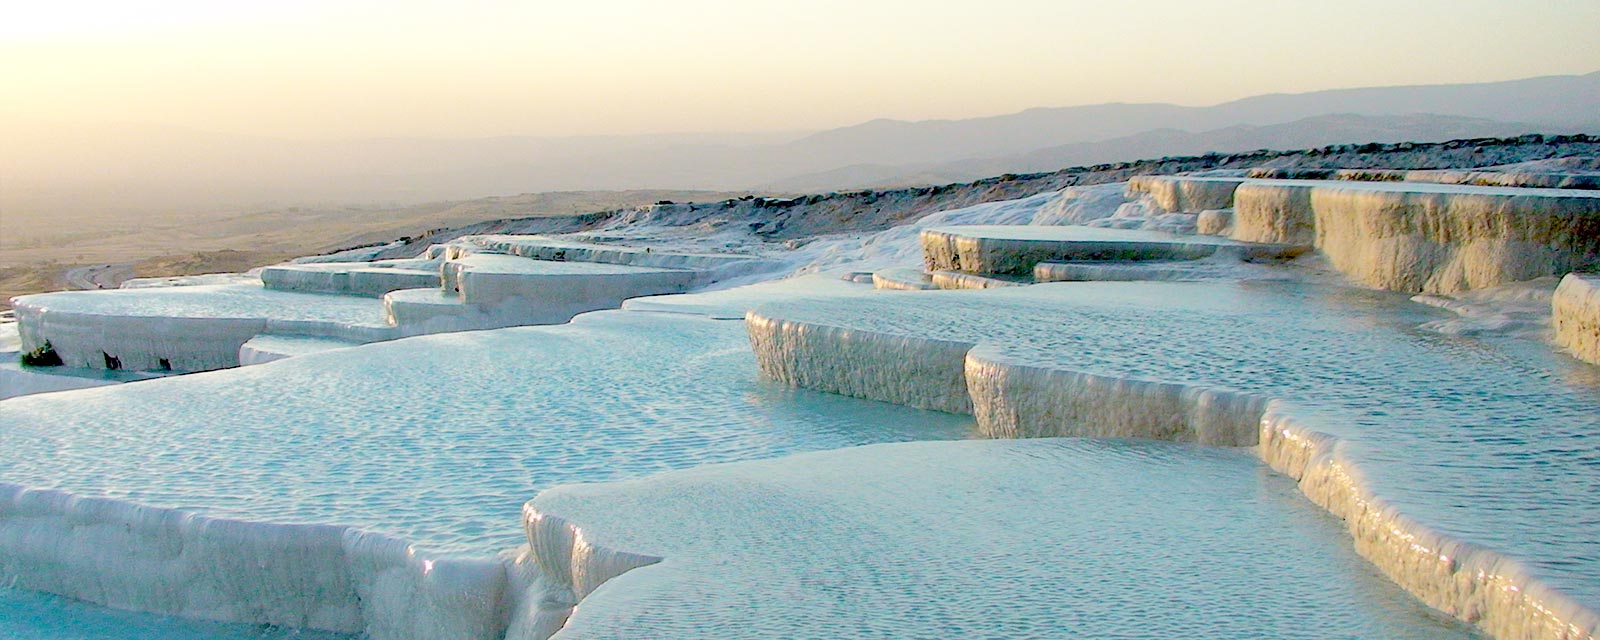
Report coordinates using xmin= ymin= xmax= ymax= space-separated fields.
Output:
xmin=3 ymin=0 xmax=1597 ymax=139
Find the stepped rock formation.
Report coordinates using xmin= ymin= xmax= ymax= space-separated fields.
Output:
xmin=1230 ymin=181 xmax=1600 ymax=293
xmin=1555 ymin=273 xmax=1600 ymax=364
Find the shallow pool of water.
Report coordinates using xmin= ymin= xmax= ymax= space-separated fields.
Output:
xmin=0 ymin=311 xmax=974 ymax=555
xmin=752 ymin=280 xmax=1600 ymax=608
xmin=537 ymin=438 xmax=1479 ymax=639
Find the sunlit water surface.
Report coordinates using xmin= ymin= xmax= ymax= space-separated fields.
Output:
xmin=539 ymin=439 xmax=1478 ymax=638
xmin=0 ymin=311 xmax=975 ymax=555
xmin=753 ymin=280 xmax=1600 ymax=609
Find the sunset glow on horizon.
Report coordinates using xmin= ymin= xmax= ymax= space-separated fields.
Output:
xmin=3 ymin=0 xmax=1597 ymax=139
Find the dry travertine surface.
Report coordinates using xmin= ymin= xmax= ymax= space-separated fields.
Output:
xmin=8 ymin=135 xmax=1597 ymax=309
xmin=373 ymin=135 xmax=1600 ymax=260
xmin=1555 ymin=273 xmax=1600 ymax=365
xmin=0 ymin=190 xmax=747 ymax=309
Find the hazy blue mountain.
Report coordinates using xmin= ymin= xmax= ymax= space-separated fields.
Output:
xmin=767 ymin=112 xmax=1587 ymax=191
xmin=773 ymin=71 xmax=1600 ymax=167
xmin=4 ymin=71 xmax=1596 ymax=217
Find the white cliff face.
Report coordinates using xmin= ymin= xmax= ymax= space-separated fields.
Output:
xmin=965 ymin=346 xmax=1266 ymax=446
xmin=1554 ymin=273 xmax=1600 ymax=364
xmin=1335 ymin=168 xmax=1600 ymax=190
xmin=1228 ymin=180 xmax=1600 ymax=293
xmin=1310 ymin=186 xmax=1600 ymax=294
xmin=746 ymin=280 xmax=1600 ymax=639
xmin=1137 ymin=174 xmax=1600 ymax=295
xmin=1231 ymin=180 xmax=1319 ymax=244
xmin=11 ymin=285 xmax=395 ymax=372
xmin=1195 ymin=208 xmax=1234 ymax=235
xmin=928 ymin=270 xmax=1028 ymax=289
xmin=516 ymin=439 xmax=1477 ymax=639
xmin=746 ymin=312 xmax=976 ymax=413
xmin=1127 ymin=175 xmax=1248 ymax=212
xmin=768 ymin=184 xmax=1132 ymax=281
xmin=0 ymin=485 xmax=512 ymax=639
xmin=260 ymin=260 xmax=443 ymax=297
xmin=919 ymin=225 xmax=1301 ymax=276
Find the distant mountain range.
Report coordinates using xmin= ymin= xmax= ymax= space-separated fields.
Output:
xmin=767 ymin=112 xmax=1566 ymax=191
xmin=3 ymin=71 xmax=1597 ymax=219
xmin=788 ymin=70 xmax=1600 ymax=166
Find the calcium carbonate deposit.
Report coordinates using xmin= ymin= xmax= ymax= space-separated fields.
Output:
xmin=3 ymin=164 xmax=1599 ymax=640
xmin=747 ymin=280 xmax=1600 ymax=638
xmin=529 ymin=439 xmax=1474 ymax=639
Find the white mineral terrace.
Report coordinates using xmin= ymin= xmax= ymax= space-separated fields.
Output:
xmin=1555 ymin=273 xmax=1600 ymax=365
xmin=4 ymin=177 xmax=1599 ymax=640
xmin=1231 ymin=180 xmax=1600 ymax=293
xmin=260 ymin=259 xmax=443 ymax=297
xmin=11 ymin=285 xmax=396 ymax=372
xmin=380 ymin=253 xmax=700 ymax=332
xmin=526 ymin=439 xmax=1474 ymax=639
xmin=1031 ymin=258 xmax=1273 ymax=283
xmin=12 ymin=242 xmax=753 ymax=373
xmin=0 ymin=310 xmax=974 ymax=639
xmin=928 ymin=269 xmax=1028 ymax=289
xmin=747 ymin=281 xmax=1600 ymax=640
xmin=869 ymin=267 xmax=935 ymax=290
xmin=238 ymin=334 xmax=364 ymax=366
xmin=442 ymin=253 xmax=693 ymax=306
xmin=461 ymin=235 xmax=780 ymax=285
xmin=920 ymin=224 xmax=1305 ymax=276
xmin=1128 ymin=176 xmax=1600 ymax=293
xmin=1334 ymin=168 xmax=1600 ymax=191
xmin=1127 ymin=175 xmax=1248 ymax=212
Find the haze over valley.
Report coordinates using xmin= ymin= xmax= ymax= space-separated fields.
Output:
xmin=4 ymin=72 xmax=1599 ymax=297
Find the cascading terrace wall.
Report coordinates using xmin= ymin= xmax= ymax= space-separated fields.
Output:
xmin=0 ymin=483 xmax=520 ymax=640
xmin=1126 ymin=176 xmax=1246 ymax=213
xmin=1126 ymin=176 xmax=1600 ymax=295
xmin=1554 ymin=273 xmax=1600 ymax=365
xmin=744 ymin=310 xmax=1599 ymax=640
xmin=1232 ymin=183 xmax=1600 ymax=294
xmin=11 ymin=305 xmax=395 ymax=372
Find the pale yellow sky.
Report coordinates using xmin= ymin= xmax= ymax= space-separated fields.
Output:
xmin=2 ymin=0 xmax=1597 ymax=139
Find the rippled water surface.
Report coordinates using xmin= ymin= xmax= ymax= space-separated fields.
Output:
xmin=755 ymin=280 xmax=1600 ymax=608
xmin=538 ymin=439 xmax=1478 ymax=639
xmin=12 ymin=284 xmax=388 ymax=324
xmin=0 ymin=588 xmax=351 ymax=640
xmin=0 ymin=312 xmax=974 ymax=553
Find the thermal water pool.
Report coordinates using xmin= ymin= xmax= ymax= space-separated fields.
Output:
xmin=747 ymin=279 xmax=1600 ymax=616
xmin=532 ymin=439 xmax=1477 ymax=638
xmin=0 ymin=311 xmax=973 ymax=556
xmin=0 ymin=276 xmax=1562 ymax=639
xmin=0 ymin=587 xmax=350 ymax=640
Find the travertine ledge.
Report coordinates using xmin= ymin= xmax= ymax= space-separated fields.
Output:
xmin=921 ymin=225 xmax=1302 ymax=276
xmin=745 ymin=286 xmax=1600 ymax=640
xmin=1554 ymin=273 xmax=1600 ymax=365
xmin=1127 ymin=176 xmax=1247 ymax=212
xmin=1231 ymin=181 xmax=1600 ymax=293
